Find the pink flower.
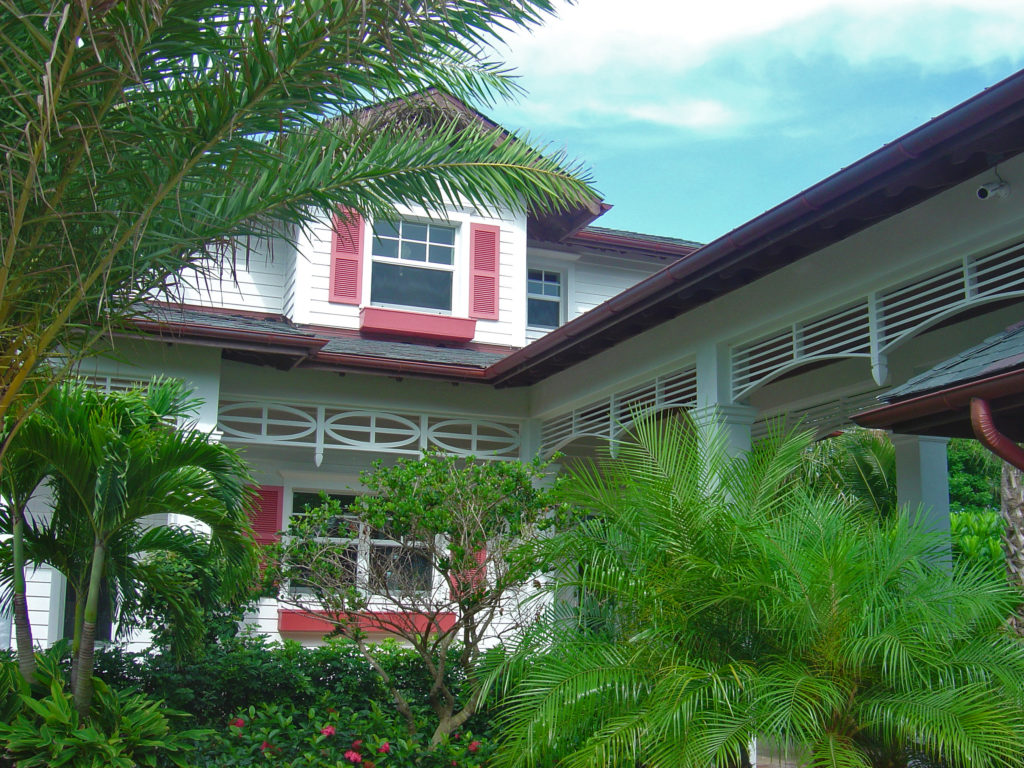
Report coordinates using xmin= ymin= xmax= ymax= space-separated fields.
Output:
xmin=229 ymin=717 xmax=245 ymax=728
xmin=468 ymin=740 xmax=482 ymax=754
xmin=377 ymin=742 xmax=391 ymax=754
xmin=352 ymin=739 xmax=364 ymax=750
xmin=321 ymin=725 xmax=336 ymax=736
xmin=344 ymin=750 xmax=363 ymax=764
xmin=260 ymin=741 xmax=273 ymax=751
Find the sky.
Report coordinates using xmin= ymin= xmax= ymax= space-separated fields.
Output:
xmin=486 ymin=0 xmax=1024 ymax=244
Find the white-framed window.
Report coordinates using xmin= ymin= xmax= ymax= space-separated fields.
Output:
xmin=369 ymin=220 xmax=457 ymax=313
xmin=527 ymin=268 xmax=563 ymax=329
xmin=290 ymin=491 xmax=433 ymax=597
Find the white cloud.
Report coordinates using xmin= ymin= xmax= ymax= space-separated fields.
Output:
xmin=501 ymin=0 xmax=1024 ymax=74
xmin=489 ymin=0 xmax=1024 ymax=133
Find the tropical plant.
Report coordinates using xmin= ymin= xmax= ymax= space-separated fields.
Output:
xmin=0 ymin=378 xmax=256 ymax=718
xmin=491 ymin=416 xmax=1024 ymax=768
xmin=0 ymin=0 xmax=595 ymax=456
xmin=0 ymin=645 xmax=203 ymax=768
xmin=271 ymin=451 xmax=566 ymax=744
xmin=189 ymin=699 xmax=493 ymax=768
xmin=802 ymin=428 xmax=897 ymax=517
xmin=0 ymin=0 xmax=595 ymax=690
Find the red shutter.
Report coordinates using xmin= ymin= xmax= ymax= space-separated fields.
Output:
xmin=329 ymin=209 xmax=363 ymax=304
xmin=469 ymin=224 xmax=500 ymax=320
xmin=448 ymin=548 xmax=487 ymax=600
xmin=249 ymin=485 xmax=284 ymax=545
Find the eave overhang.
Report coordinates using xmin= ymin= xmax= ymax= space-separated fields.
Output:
xmin=853 ymin=367 xmax=1024 ymax=441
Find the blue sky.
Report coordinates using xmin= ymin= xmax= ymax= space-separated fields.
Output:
xmin=487 ymin=0 xmax=1024 ymax=244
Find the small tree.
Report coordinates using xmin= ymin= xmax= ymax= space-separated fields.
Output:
xmin=272 ymin=451 xmax=564 ymax=744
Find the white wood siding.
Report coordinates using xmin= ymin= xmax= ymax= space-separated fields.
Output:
xmin=572 ymin=259 xmax=661 ymax=317
xmin=169 ymin=238 xmax=290 ymax=314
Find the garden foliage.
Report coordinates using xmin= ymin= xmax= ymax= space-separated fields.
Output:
xmin=492 ymin=417 xmax=1024 ymax=768
xmin=0 ymin=646 xmax=201 ymax=767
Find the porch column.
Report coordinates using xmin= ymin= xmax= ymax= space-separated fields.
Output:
xmin=694 ymin=341 xmax=757 ymax=456
xmin=690 ymin=404 xmax=758 ymax=457
xmin=891 ymin=433 xmax=951 ymax=554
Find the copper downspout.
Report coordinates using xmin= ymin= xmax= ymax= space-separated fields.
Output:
xmin=970 ymin=397 xmax=1024 ymax=471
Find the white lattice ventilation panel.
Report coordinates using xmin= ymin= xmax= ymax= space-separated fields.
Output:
xmin=218 ymin=399 xmax=520 ymax=464
xmin=732 ymin=302 xmax=870 ymax=399
xmin=539 ymin=364 xmax=697 ymax=456
xmin=751 ymin=386 xmax=888 ymax=441
xmin=731 ymin=238 xmax=1024 ymax=399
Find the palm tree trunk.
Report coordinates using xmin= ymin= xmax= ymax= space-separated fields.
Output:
xmin=1000 ymin=461 xmax=1024 ymax=634
xmin=69 ymin=596 xmax=83 ymax=691
xmin=72 ymin=540 xmax=105 ymax=719
xmin=11 ymin=506 xmax=35 ymax=683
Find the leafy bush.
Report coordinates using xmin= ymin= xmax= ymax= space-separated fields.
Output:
xmin=187 ymin=700 xmax=493 ymax=768
xmin=951 ymin=509 xmax=1004 ymax=572
xmin=95 ymin=634 xmax=476 ymax=731
xmin=0 ymin=649 xmax=201 ymax=767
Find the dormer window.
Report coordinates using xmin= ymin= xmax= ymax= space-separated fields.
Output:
xmin=328 ymin=210 xmax=500 ymax=330
xmin=370 ymin=220 xmax=457 ymax=313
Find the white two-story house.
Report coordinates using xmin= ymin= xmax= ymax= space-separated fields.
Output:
xmin=17 ymin=68 xmax=1024 ymax=649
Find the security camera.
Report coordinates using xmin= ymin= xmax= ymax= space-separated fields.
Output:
xmin=977 ymin=182 xmax=1011 ymax=200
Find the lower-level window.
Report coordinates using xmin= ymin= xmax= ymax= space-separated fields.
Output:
xmin=527 ymin=268 xmax=562 ymax=328
xmin=291 ymin=492 xmax=432 ymax=596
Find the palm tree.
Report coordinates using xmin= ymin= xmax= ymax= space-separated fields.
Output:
xmin=802 ymin=429 xmax=897 ymax=517
xmin=0 ymin=0 xmax=596 ymax=457
xmin=0 ymin=379 xmax=255 ymax=717
xmin=1 ymin=3 xmax=594 ymax=682
xmin=492 ymin=416 xmax=1024 ymax=768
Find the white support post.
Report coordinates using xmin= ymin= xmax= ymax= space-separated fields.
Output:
xmin=891 ymin=433 xmax=951 ymax=558
xmin=695 ymin=341 xmax=758 ymax=457
xmin=519 ymin=419 xmax=541 ymax=463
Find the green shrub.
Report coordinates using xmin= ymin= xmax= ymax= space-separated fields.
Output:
xmin=0 ymin=650 xmax=202 ymax=767
xmin=94 ymin=634 xmax=476 ymax=731
xmin=187 ymin=700 xmax=493 ymax=768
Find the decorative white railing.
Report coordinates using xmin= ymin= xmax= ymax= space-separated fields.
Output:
xmin=731 ymin=239 xmax=1024 ymax=399
xmin=218 ymin=398 xmax=521 ymax=463
xmin=538 ymin=363 xmax=697 ymax=456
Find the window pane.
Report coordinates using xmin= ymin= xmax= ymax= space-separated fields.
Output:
xmin=371 ymin=262 xmax=452 ymax=312
xmin=369 ymin=546 xmax=433 ymax=593
xmin=401 ymin=241 xmax=427 ymax=262
xmin=528 ymin=297 xmax=560 ymax=328
xmin=528 ymin=269 xmax=542 ymax=282
xmin=292 ymin=493 xmax=358 ymax=537
xmin=290 ymin=548 xmax=356 ymax=594
xmin=371 ymin=237 xmax=398 ymax=259
xmin=544 ymin=281 xmax=561 ymax=297
xmin=403 ymin=222 xmax=428 ymax=242
xmin=431 ymin=226 xmax=455 ymax=245
xmin=429 ymin=245 xmax=453 ymax=265
xmin=374 ymin=220 xmax=400 ymax=238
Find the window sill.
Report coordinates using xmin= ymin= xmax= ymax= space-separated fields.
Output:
xmin=360 ymin=307 xmax=476 ymax=342
xmin=278 ymin=609 xmax=456 ymax=635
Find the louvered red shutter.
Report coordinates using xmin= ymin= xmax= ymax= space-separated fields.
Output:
xmin=469 ymin=224 xmax=500 ymax=320
xmin=329 ymin=209 xmax=363 ymax=304
xmin=249 ymin=485 xmax=283 ymax=545
xmin=449 ymin=548 xmax=487 ymax=599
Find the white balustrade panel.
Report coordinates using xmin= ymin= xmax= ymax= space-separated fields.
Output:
xmin=218 ymin=399 xmax=521 ymax=461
